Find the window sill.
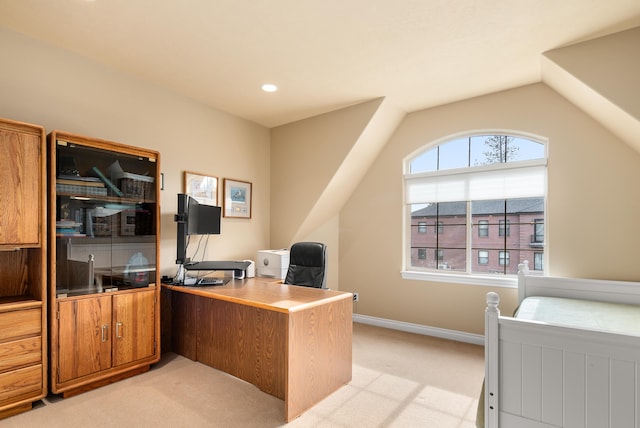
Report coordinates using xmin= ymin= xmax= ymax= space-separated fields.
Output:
xmin=401 ymin=270 xmax=517 ymax=288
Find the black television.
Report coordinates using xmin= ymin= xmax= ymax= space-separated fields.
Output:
xmin=175 ymin=193 xmax=221 ymax=264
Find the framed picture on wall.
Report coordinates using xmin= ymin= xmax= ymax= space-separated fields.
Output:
xmin=223 ymin=178 xmax=252 ymax=218
xmin=184 ymin=171 xmax=218 ymax=206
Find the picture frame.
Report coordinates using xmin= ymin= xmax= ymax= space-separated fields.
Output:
xmin=184 ymin=171 xmax=218 ymax=206
xmin=223 ymin=178 xmax=252 ymax=218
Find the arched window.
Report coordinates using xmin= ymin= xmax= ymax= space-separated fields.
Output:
xmin=404 ymin=133 xmax=546 ymax=280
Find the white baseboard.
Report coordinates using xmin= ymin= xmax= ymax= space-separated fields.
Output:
xmin=352 ymin=314 xmax=484 ymax=346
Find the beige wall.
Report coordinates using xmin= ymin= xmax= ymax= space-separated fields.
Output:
xmin=0 ymin=28 xmax=271 ymax=277
xmin=269 ymin=99 xmax=403 ymax=289
xmin=340 ymin=83 xmax=640 ymax=335
xmin=3 ymin=26 xmax=639 ymax=338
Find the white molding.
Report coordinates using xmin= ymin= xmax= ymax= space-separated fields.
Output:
xmin=353 ymin=313 xmax=484 ymax=346
xmin=401 ymin=270 xmax=517 ymax=288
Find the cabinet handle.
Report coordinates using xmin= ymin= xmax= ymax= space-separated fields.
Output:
xmin=101 ymin=324 xmax=109 ymax=342
xmin=116 ymin=322 xmax=123 ymax=339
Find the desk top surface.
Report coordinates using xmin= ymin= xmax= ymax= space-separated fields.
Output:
xmin=162 ymin=277 xmax=352 ymax=313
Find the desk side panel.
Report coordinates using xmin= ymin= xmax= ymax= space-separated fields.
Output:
xmin=160 ymin=288 xmax=172 ymax=354
xmin=197 ymin=297 xmax=287 ymax=399
xmin=166 ymin=290 xmax=197 ymax=360
xmin=286 ymin=294 xmax=353 ymax=422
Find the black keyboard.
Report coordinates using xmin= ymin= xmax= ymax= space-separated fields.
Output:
xmin=195 ymin=278 xmax=225 ymax=286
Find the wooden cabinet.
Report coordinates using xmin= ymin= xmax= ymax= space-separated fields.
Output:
xmin=57 ymin=290 xmax=155 ymax=383
xmin=48 ymin=130 xmax=160 ymax=397
xmin=0 ymin=118 xmax=47 ymax=419
xmin=112 ymin=290 xmax=156 ymax=366
xmin=57 ymin=296 xmax=112 ymax=382
xmin=0 ymin=121 xmax=42 ymax=246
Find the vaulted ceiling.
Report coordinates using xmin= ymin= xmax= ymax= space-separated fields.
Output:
xmin=1 ymin=1 xmax=639 ymax=128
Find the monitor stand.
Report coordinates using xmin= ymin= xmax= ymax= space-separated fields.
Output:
xmin=176 ymin=261 xmax=251 ymax=284
xmin=184 ymin=261 xmax=250 ymax=271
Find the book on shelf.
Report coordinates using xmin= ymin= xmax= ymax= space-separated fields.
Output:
xmin=56 ymin=183 xmax=108 ymax=196
xmin=57 ymin=174 xmax=103 ymax=182
xmin=56 ymin=219 xmax=81 ymax=227
xmin=56 ymin=219 xmax=85 ymax=237
xmin=57 ymin=178 xmax=106 ymax=187
xmin=55 ymin=231 xmax=87 ymax=237
xmin=91 ymin=166 xmax=124 ymax=197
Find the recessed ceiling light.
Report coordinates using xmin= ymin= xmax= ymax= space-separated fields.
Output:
xmin=261 ymin=83 xmax=278 ymax=93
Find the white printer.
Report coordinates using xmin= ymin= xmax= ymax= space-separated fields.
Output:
xmin=256 ymin=249 xmax=290 ymax=280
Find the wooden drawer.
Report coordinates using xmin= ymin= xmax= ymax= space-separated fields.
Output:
xmin=0 ymin=336 xmax=41 ymax=373
xmin=0 ymin=364 xmax=42 ymax=405
xmin=0 ymin=309 xmax=41 ymax=342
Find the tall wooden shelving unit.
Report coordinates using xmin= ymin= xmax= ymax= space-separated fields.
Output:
xmin=48 ymin=130 xmax=161 ymax=397
xmin=0 ymin=118 xmax=47 ymax=419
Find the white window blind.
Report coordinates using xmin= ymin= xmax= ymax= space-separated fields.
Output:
xmin=405 ymin=161 xmax=546 ymax=204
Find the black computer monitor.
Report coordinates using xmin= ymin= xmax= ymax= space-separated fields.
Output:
xmin=175 ymin=194 xmax=221 ymax=264
xmin=187 ymin=196 xmax=221 ymax=235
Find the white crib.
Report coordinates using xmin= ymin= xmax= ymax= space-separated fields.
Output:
xmin=484 ymin=262 xmax=640 ymax=427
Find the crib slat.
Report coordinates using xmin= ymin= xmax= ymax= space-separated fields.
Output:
xmin=542 ymin=347 xmax=563 ymax=426
xmin=522 ymin=344 xmax=542 ymax=420
xmin=611 ymin=359 xmax=635 ymax=427
xmin=500 ymin=340 xmax=522 ymax=415
xmin=637 ymin=366 xmax=640 ymax=428
xmin=564 ymin=351 xmax=586 ymax=428
xmin=586 ymin=354 xmax=609 ymax=428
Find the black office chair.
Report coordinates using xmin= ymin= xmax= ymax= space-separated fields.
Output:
xmin=284 ymin=242 xmax=327 ymax=289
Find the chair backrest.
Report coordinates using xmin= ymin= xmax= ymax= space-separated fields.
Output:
xmin=284 ymin=242 xmax=327 ymax=288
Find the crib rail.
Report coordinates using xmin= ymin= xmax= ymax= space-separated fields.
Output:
xmin=485 ymin=291 xmax=640 ymax=428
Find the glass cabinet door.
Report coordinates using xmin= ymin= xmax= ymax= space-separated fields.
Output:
xmin=54 ymin=139 xmax=157 ymax=297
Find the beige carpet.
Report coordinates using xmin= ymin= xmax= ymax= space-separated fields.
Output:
xmin=3 ymin=323 xmax=484 ymax=427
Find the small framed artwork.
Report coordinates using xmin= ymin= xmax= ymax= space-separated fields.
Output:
xmin=184 ymin=171 xmax=218 ymax=206
xmin=223 ymin=178 xmax=252 ymax=218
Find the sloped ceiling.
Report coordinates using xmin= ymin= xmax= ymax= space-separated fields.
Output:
xmin=1 ymin=0 xmax=639 ymax=128
xmin=542 ymin=27 xmax=640 ymax=153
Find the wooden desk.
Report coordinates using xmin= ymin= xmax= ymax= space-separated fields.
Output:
xmin=162 ymin=277 xmax=353 ymax=422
